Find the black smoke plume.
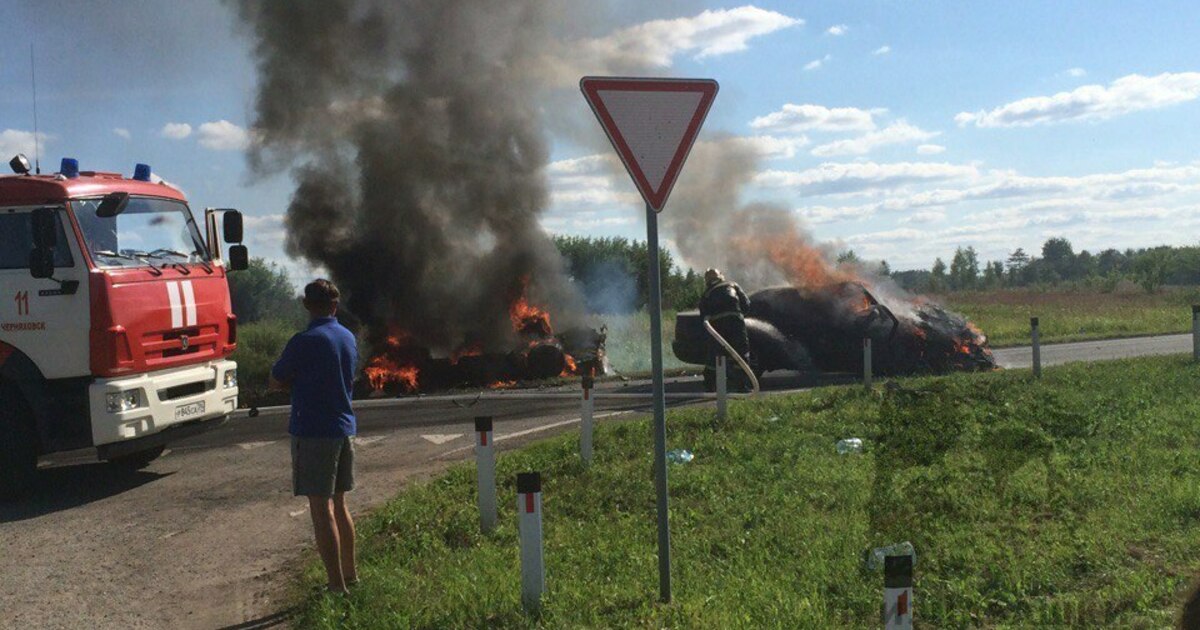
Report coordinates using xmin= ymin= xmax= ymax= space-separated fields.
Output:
xmin=231 ymin=0 xmax=582 ymax=353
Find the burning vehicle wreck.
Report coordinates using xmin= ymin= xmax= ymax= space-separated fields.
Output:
xmin=360 ymin=282 xmax=606 ymax=396
xmin=673 ymin=281 xmax=995 ymax=379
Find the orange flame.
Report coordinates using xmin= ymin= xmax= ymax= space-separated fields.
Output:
xmin=364 ymin=328 xmax=421 ymax=393
xmin=364 ymin=356 xmax=419 ymax=393
xmin=450 ymin=343 xmax=483 ymax=365
xmin=561 ymin=353 xmax=578 ymax=377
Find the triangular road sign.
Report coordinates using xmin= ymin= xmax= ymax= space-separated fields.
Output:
xmin=580 ymin=77 xmax=718 ymax=212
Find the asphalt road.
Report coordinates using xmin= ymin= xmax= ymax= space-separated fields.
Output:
xmin=0 ymin=333 xmax=1192 ymax=629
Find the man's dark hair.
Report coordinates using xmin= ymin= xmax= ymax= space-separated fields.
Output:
xmin=303 ymin=279 xmax=340 ymax=308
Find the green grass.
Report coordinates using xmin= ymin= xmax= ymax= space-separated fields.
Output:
xmin=230 ymin=319 xmax=298 ymax=408
xmin=943 ymin=288 xmax=1200 ymax=347
xmin=294 ymin=355 xmax=1200 ymax=628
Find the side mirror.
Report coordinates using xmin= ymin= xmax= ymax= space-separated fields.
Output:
xmin=29 ymin=248 xmax=54 ymax=279
xmin=31 ymin=207 xmax=57 ymax=249
xmin=96 ymin=192 xmax=131 ymax=218
xmin=227 ymin=245 xmax=248 ymax=271
xmin=223 ymin=210 xmax=244 ymax=243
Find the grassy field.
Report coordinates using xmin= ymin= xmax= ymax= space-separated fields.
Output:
xmin=942 ymin=288 xmax=1200 ymax=348
xmin=293 ymin=355 xmax=1200 ymax=628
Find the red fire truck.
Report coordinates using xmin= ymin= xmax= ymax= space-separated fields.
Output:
xmin=0 ymin=155 xmax=248 ymax=498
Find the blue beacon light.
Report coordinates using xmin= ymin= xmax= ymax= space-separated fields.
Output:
xmin=133 ymin=163 xmax=152 ymax=182
xmin=60 ymin=158 xmax=80 ymax=179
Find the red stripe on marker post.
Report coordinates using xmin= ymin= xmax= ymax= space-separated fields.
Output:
xmin=474 ymin=416 xmax=497 ymax=533
xmin=517 ymin=472 xmax=544 ymax=612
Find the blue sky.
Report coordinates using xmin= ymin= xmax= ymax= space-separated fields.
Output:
xmin=2 ymin=1 xmax=1198 ymax=277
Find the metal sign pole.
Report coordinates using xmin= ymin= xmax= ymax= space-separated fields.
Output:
xmin=645 ymin=201 xmax=672 ymax=603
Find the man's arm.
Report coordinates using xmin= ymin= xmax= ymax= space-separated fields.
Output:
xmin=267 ymin=373 xmax=292 ymax=392
xmin=736 ymin=285 xmax=751 ymax=312
xmin=269 ymin=337 xmax=299 ymax=392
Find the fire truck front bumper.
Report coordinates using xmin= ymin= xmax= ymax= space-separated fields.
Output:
xmin=89 ymin=359 xmax=239 ymax=450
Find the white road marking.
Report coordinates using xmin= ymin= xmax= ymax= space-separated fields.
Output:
xmin=442 ymin=411 xmax=633 ymax=457
xmin=354 ymin=436 xmax=386 ymax=447
xmin=237 ymin=441 xmax=277 ymax=450
xmin=421 ymin=433 xmax=464 ymax=445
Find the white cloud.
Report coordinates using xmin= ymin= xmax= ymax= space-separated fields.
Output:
xmin=1065 ymin=67 xmax=1087 ymax=78
xmin=197 ymin=120 xmax=253 ymax=151
xmin=900 ymin=210 xmax=946 ymax=225
xmin=750 ymin=103 xmax=881 ymax=133
xmin=160 ymin=122 xmax=192 ymax=140
xmin=826 ymin=24 xmax=848 ymax=36
xmin=243 ymin=213 xmax=287 ymax=246
xmin=872 ymin=45 xmax=891 ymax=56
xmin=577 ymin=6 xmax=801 ymax=69
xmin=728 ymin=134 xmax=811 ymax=159
xmin=955 ymin=71 xmax=1200 ymax=128
xmin=756 ymin=161 xmax=978 ymax=195
xmin=810 ymin=121 xmax=939 ymax=157
xmin=113 ymin=128 xmax=131 ymax=140
xmin=0 ymin=129 xmax=48 ymax=158
xmin=804 ymin=54 xmax=831 ymax=71
xmin=798 ymin=203 xmax=875 ymax=224
xmin=547 ymin=154 xmax=613 ymax=175
xmin=916 ymin=144 xmax=946 ymax=155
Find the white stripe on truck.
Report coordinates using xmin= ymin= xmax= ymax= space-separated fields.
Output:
xmin=166 ymin=281 xmax=183 ymax=328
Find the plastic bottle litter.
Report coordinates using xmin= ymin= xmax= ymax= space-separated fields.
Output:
xmin=863 ymin=541 xmax=916 ymax=571
xmin=666 ymin=449 xmax=694 ymax=464
xmin=835 ymin=438 xmax=864 ymax=454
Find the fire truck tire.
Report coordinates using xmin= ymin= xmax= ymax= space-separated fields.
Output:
xmin=107 ymin=445 xmax=166 ymax=470
xmin=0 ymin=396 xmax=38 ymax=500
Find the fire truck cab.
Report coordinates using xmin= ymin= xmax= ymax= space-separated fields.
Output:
xmin=0 ymin=155 xmax=247 ymax=498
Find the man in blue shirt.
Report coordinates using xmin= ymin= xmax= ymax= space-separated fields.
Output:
xmin=270 ymin=279 xmax=359 ymax=595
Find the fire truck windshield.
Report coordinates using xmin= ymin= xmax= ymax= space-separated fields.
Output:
xmin=72 ymin=197 xmax=211 ymax=269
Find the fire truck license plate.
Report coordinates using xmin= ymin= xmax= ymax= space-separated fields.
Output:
xmin=175 ymin=401 xmax=206 ymax=421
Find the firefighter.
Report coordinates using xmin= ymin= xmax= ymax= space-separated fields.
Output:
xmin=699 ymin=268 xmax=752 ymax=392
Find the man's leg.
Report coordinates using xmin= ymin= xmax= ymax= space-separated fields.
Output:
xmin=307 ymin=495 xmax=347 ymax=593
xmin=333 ymin=493 xmax=357 ymax=584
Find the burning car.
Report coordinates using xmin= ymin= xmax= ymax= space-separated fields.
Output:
xmin=360 ymin=279 xmax=606 ymax=396
xmin=673 ymin=281 xmax=994 ymax=379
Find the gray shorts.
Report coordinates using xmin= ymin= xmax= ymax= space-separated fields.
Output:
xmin=291 ymin=436 xmax=355 ymax=497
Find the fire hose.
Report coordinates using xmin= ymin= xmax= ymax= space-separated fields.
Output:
xmin=703 ymin=319 xmax=760 ymax=395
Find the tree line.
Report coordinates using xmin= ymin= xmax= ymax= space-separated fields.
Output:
xmin=885 ymin=238 xmax=1200 ymax=293
xmin=552 ymin=235 xmax=704 ymax=313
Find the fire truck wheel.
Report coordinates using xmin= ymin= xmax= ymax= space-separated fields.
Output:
xmin=0 ymin=395 xmax=38 ymax=500
xmin=107 ymin=445 xmax=166 ymax=470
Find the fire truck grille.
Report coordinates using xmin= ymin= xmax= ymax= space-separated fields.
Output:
xmin=158 ymin=380 xmax=216 ymax=402
xmin=143 ymin=325 xmax=220 ymax=366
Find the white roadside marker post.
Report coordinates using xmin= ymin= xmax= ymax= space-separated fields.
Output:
xmin=580 ymin=374 xmax=595 ymax=466
xmin=1031 ymin=317 xmax=1042 ymax=378
xmin=474 ymin=416 xmax=497 ymax=534
xmin=715 ymin=354 xmax=727 ymax=421
xmin=1192 ymin=305 xmax=1199 ymax=362
xmin=883 ymin=552 xmax=914 ymax=629
xmin=863 ymin=337 xmax=873 ymax=391
xmin=517 ymin=472 xmax=544 ymax=612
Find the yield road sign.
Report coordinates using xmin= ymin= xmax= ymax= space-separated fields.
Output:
xmin=580 ymin=76 xmax=718 ymax=211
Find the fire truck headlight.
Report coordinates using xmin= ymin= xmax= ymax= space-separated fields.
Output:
xmin=223 ymin=369 xmax=238 ymax=389
xmin=106 ymin=390 xmax=143 ymax=413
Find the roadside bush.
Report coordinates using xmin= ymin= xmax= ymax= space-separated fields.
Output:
xmin=231 ymin=319 xmax=297 ymax=408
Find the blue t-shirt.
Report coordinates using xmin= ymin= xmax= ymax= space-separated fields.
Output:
xmin=271 ymin=317 xmax=358 ymax=438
